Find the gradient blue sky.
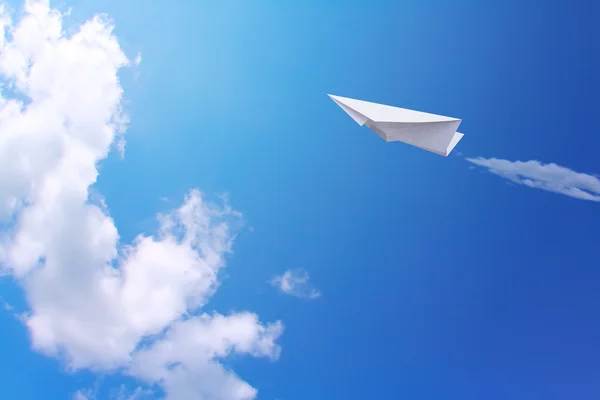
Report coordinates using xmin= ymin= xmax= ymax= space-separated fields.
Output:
xmin=1 ymin=0 xmax=599 ymax=399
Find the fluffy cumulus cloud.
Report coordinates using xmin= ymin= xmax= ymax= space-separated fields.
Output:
xmin=270 ymin=268 xmax=321 ymax=300
xmin=466 ymin=157 xmax=600 ymax=202
xmin=0 ymin=1 xmax=282 ymax=399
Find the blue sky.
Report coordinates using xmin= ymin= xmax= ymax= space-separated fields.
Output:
xmin=0 ymin=0 xmax=599 ymax=399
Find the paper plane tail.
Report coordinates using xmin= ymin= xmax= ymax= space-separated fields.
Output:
xmin=444 ymin=132 xmax=464 ymax=156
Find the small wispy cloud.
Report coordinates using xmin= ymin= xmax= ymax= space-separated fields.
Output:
xmin=133 ymin=52 xmax=142 ymax=81
xmin=73 ymin=391 xmax=90 ymax=400
xmin=0 ymin=296 xmax=13 ymax=311
xmin=466 ymin=157 xmax=600 ymax=202
xmin=270 ymin=269 xmax=321 ymax=300
xmin=73 ymin=384 xmax=152 ymax=400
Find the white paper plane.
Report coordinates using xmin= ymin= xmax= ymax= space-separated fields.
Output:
xmin=328 ymin=94 xmax=464 ymax=157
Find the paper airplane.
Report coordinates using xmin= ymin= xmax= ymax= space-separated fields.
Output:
xmin=328 ymin=94 xmax=464 ymax=157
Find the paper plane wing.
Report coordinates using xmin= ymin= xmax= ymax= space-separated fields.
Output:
xmin=328 ymin=94 xmax=464 ymax=157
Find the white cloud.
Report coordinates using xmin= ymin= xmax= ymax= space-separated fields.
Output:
xmin=132 ymin=51 xmax=141 ymax=82
xmin=466 ymin=157 xmax=600 ymax=202
xmin=73 ymin=390 xmax=91 ymax=400
xmin=270 ymin=268 xmax=321 ymax=300
xmin=0 ymin=295 xmax=12 ymax=311
xmin=73 ymin=385 xmax=153 ymax=400
xmin=130 ymin=313 xmax=283 ymax=399
xmin=0 ymin=1 xmax=282 ymax=399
